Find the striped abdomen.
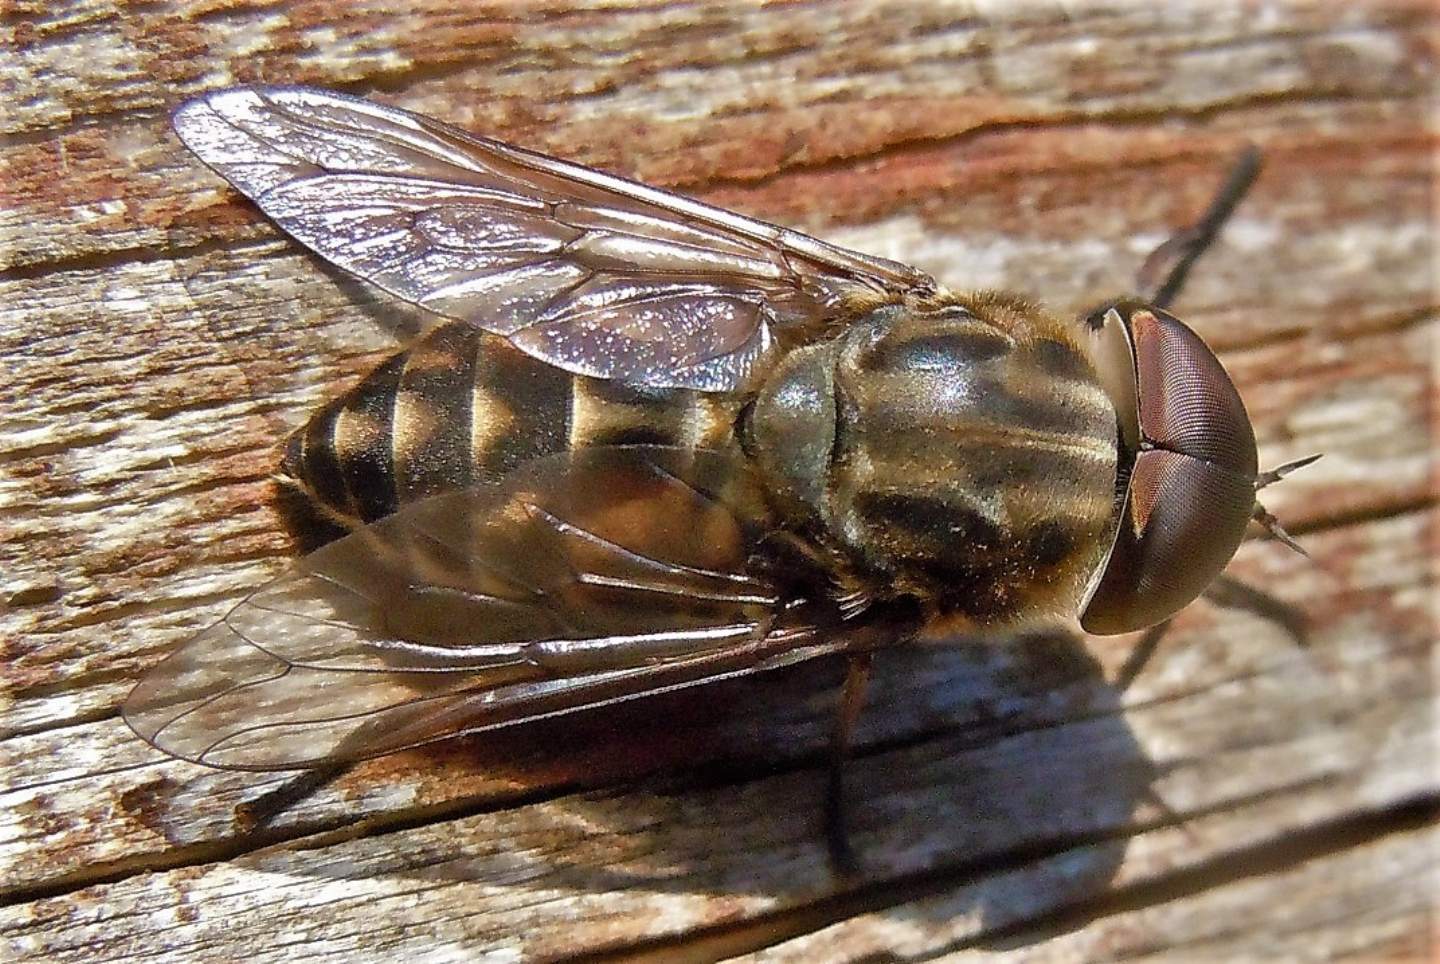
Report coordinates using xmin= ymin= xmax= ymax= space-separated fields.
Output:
xmin=278 ymin=323 xmax=743 ymax=534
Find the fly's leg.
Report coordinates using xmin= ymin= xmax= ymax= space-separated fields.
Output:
xmin=236 ymin=763 xmax=352 ymax=831
xmin=1114 ymin=574 xmax=1308 ymax=693
xmin=826 ymin=651 xmax=874 ymax=875
xmin=1113 ymin=618 xmax=1174 ymax=693
xmin=1201 ymin=573 xmax=1310 ymax=646
xmin=1138 ymin=145 xmax=1263 ymax=308
xmin=233 ymin=710 xmax=405 ymax=830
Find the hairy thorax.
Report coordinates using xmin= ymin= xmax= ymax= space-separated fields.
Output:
xmin=746 ymin=293 xmax=1121 ymax=627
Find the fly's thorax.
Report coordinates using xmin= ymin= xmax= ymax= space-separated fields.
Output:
xmin=277 ymin=322 xmax=742 ymax=540
xmin=753 ymin=297 xmax=1125 ymax=625
xmin=742 ymin=338 xmax=845 ymax=524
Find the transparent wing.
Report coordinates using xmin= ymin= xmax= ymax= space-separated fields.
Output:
xmin=124 ymin=447 xmax=853 ymax=770
xmin=172 ymin=85 xmax=934 ymax=390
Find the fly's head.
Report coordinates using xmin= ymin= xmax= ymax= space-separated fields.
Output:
xmin=1078 ymin=299 xmax=1317 ymax=634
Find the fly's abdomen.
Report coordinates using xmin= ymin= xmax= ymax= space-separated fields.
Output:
xmin=278 ymin=323 xmax=741 ymax=534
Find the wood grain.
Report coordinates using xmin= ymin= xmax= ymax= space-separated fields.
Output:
xmin=2 ymin=2 xmax=1435 ymax=961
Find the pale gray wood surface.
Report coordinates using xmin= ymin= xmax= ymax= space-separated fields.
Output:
xmin=2 ymin=2 xmax=1434 ymax=961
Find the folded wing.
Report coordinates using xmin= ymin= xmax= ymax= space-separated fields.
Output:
xmin=124 ymin=447 xmax=852 ymax=770
xmin=172 ymin=85 xmax=933 ymax=390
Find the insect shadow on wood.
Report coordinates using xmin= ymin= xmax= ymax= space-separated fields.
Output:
xmin=129 ymin=87 xmax=1320 ymax=878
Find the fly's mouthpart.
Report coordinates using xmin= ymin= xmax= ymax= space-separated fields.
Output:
xmin=1252 ymin=453 xmax=1322 ymax=556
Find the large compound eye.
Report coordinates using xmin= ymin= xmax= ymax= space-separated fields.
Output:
xmin=1081 ymin=307 xmax=1259 ymax=635
xmin=1128 ymin=309 xmax=1257 ymax=478
xmin=1081 ymin=449 xmax=1257 ymax=633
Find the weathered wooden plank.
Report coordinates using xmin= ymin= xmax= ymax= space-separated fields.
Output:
xmin=2 ymin=1 xmax=1434 ymax=961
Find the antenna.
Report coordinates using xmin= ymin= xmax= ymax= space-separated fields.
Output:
xmin=1253 ymin=454 xmax=1323 ymax=555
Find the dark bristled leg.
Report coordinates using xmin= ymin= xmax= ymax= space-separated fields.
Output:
xmin=236 ymin=762 xmax=352 ymax=831
xmin=1115 ymin=571 xmax=1308 ymax=693
xmin=1138 ymin=145 xmax=1263 ymax=308
xmin=231 ymin=691 xmax=448 ymax=831
xmin=1113 ymin=618 xmax=1173 ymax=693
xmin=1202 ymin=573 xmax=1310 ymax=646
xmin=826 ymin=652 xmax=874 ymax=875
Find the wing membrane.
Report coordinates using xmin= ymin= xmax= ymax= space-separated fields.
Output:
xmin=172 ymin=85 xmax=934 ymax=389
xmin=124 ymin=448 xmax=850 ymax=770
